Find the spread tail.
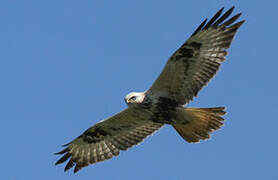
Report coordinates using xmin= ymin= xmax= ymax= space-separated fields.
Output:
xmin=173 ymin=107 xmax=226 ymax=143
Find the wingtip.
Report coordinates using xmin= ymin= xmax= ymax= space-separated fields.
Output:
xmin=229 ymin=6 xmax=244 ymax=18
xmin=55 ymin=152 xmax=71 ymax=165
xmin=64 ymin=159 xmax=74 ymax=172
xmin=237 ymin=12 xmax=242 ymax=17
xmin=62 ymin=142 xmax=70 ymax=147
xmin=191 ymin=18 xmax=208 ymax=36
xmin=226 ymin=6 xmax=235 ymax=14
xmin=219 ymin=7 xmax=225 ymax=12
xmin=54 ymin=147 xmax=69 ymax=155
xmin=229 ymin=6 xmax=235 ymax=15
xmin=234 ymin=20 xmax=246 ymax=28
xmin=55 ymin=158 xmax=63 ymax=165
xmin=74 ymin=165 xmax=82 ymax=173
xmin=230 ymin=6 xmax=235 ymax=11
xmin=240 ymin=19 xmax=246 ymax=24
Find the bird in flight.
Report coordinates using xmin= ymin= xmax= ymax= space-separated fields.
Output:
xmin=55 ymin=7 xmax=244 ymax=173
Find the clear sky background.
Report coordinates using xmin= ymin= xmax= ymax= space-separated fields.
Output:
xmin=1 ymin=0 xmax=277 ymax=180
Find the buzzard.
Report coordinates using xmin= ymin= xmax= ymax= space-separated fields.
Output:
xmin=55 ymin=7 xmax=244 ymax=173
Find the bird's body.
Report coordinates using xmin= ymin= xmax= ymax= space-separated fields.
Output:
xmin=55 ymin=7 xmax=244 ymax=173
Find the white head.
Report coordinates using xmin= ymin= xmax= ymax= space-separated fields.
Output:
xmin=124 ymin=92 xmax=145 ymax=105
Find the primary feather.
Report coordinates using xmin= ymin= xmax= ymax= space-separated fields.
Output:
xmin=148 ymin=6 xmax=244 ymax=105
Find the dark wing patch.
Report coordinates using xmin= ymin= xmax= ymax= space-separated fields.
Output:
xmin=148 ymin=7 xmax=245 ymax=105
xmin=55 ymin=120 xmax=163 ymax=173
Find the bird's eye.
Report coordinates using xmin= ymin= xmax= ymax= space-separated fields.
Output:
xmin=130 ymin=96 xmax=136 ymax=101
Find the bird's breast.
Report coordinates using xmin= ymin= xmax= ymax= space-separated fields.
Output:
xmin=142 ymin=95 xmax=179 ymax=124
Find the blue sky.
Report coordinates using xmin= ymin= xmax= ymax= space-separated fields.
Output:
xmin=1 ymin=0 xmax=277 ymax=179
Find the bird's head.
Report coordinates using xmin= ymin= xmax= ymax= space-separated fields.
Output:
xmin=124 ymin=92 xmax=145 ymax=105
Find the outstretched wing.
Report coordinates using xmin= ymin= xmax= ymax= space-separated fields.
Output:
xmin=147 ymin=7 xmax=244 ymax=105
xmin=55 ymin=108 xmax=163 ymax=173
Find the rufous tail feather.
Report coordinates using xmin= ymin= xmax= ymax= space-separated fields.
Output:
xmin=173 ymin=107 xmax=226 ymax=143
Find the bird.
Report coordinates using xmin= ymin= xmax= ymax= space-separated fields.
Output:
xmin=55 ymin=6 xmax=245 ymax=173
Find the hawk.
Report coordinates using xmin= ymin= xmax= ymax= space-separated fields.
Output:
xmin=55 ymin=7 xmax=244 ymax=173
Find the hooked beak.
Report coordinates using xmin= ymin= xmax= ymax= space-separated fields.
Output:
xmin=124 ymin=97 xmax=128 ymax=104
